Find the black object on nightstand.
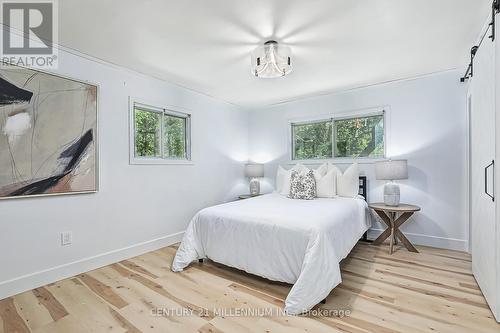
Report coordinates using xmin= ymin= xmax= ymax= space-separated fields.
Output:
xmin=358 ymin=176 xmax=372 ymax=243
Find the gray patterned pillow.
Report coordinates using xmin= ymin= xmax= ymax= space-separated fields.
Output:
xmin=289 ymin=170 xmax=316 ymax=200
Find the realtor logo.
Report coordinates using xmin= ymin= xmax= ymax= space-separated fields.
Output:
xmin=1 ymin=0 xmax=58 ymax=68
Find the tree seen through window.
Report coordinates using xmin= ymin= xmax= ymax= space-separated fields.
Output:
xmin=292 ymin=114 xmax=384 ymax=160
xmin=134 ymin=107 xmax=189 ymax=159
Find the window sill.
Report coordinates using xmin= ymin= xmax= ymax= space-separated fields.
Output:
xmin=288 ymin=157 xmax=386 ymax=165
xmin=130 ymin=158 xmax=194 ymax=165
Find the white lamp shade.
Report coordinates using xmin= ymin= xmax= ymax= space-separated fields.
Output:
xmin=245 ymin=163 xmax=264 ymax=178
xmin=375 ymin=160 xmax=408 ymax=180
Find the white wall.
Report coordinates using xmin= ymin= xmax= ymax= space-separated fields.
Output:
xmin=249 ymin=70 xmax=468 ymax=251
xmin=0 ymin=46 xmax=249 ymax=299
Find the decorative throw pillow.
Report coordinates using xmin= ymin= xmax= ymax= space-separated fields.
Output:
xmin=276 ymin=164 xmax=310 ymax=196
xmin=289 ymin=170 xmax=316 ymax=200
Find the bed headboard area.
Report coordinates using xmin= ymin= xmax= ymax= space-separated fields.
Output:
xmin=359 ymin=176 xmax=369 ymax=242
xmin=359 ymin=176 xmax=367 ymax=201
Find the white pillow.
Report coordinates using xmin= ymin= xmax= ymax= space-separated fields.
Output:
xmin=276 ymin=166 xmax=289 ymax=194
xmin=327 ymin=164 xmax=341 ymax=194
xmin=276 ymin=164 xmax=310 ymax=196
xmin=293 ymin=163 xmax=309 ymax=175
xmin=332 ymin=163 xmax=359 ymax=198
xmin=327 ymin=163 xmax=340 ymax=175
xmin=315 ymin=163 xmax=328 ymax=177
xmin=313 ymin=169 xmax=336 ymax=198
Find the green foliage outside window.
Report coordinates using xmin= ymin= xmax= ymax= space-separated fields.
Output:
xmin=134 ymin=107 xmax=188 ymax=159
xmin=292 ymin=121 xmax=332 ymax=160
xmin=163 ymin=115 xmax=186 ymax=159
xmin=292 ymin=114 xmax=384 ymax=160
xmin=135 ymin=108 xmax=161 ymax=157
xmin=334 ymin=115 xmax=384 ymax=158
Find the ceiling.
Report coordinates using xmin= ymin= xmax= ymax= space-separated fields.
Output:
xmin=59 ymin=0 xmax=490 ymax=108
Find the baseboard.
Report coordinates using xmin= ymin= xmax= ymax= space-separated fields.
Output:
xmin=367 ymin=228 xmax=468 ymax=252
xmin=0 ymin=231 xmax=184 ymax=300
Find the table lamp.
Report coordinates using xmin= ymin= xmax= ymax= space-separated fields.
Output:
xmin=245 ymin=163 xmax=264 ymax=196
xmin=375 ymin=159 xmax=408 ymax=206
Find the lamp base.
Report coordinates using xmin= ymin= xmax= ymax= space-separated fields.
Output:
xmin=249 ymin=178 xmax=260 ymax=196
xmin=384 ymin=182 xmax=400 ymax=206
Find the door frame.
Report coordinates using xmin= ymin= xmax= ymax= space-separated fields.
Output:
xmin=466 ymin=92 xmax=472 ymax=254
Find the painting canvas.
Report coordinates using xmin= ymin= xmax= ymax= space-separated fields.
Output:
xmin=0 ymin=62 xmax=98 ymax=199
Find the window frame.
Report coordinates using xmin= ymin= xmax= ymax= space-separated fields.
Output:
xmin=289 ymin=108 xmax=388 ymax=164
xmin=129 ymin=98 xmax=192 ymax=165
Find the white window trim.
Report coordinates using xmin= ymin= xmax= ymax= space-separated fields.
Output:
xmin=129 ymin=97 xmax=193 ymax=165
xmin=287 ymin=106 xmax=390 ymax=164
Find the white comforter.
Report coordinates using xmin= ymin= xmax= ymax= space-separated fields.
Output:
xmin=172 ymin=193 xmax=370 ymax=314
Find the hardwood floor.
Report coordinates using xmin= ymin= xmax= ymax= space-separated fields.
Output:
xmin=1 ymin=242 xmax=499 ymax=333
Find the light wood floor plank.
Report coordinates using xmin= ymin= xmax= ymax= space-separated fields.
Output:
xmin=349 ymin=246 xmax=473 ymax=275
xmin=339 ymin=273 xmax=498 ymax=332
xmin=31 ymin=315 xmax=88 ymax=333
xmin=346 ymin=253 xmax=476 ymax=282
xmin=12 ymin=291 xmax=53 ymax=331
xmin=198 ymin=323 xmax=224 ymax=333
xmin=90 ymin=267 xmax=206 ymax=333
xmin=0 ymin=298 xmax=30 ymax=333
xmin=341 ymin=267 xmax=489 ymax=309
xmin=111 ymin=263 xmax=216 ymax=320
xmin=192 ymin=262 xmax=290 ymax=300
xmin=202 ymin=316 xmax=255 ymax=333
xmin=109 ymin=308 xmax=141 ymax=333
xmin=78 ymin=273 xmax=128 ymax=309
xmin=342 ymin=251 xmax=477 ymax=286
xmin=356 ymin=242 xmax=472 ymax=263
xmin=32 ymin=287 xmax=69 ymax=321
xmin=45 ymin=279 xmax=126 ymax=332
xmin=2 ymin=242 xmax=499 ymax=333
xmin=331 ymin=288 xmax=457 ymax=333
xmin=315 ymin=317 xmax=371 ymax=333
xmin=119 ymin=260 xmax=158 ymax=280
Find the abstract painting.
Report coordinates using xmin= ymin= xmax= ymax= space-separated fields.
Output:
xmin=0 ymin=62 xmax=98 ymax=199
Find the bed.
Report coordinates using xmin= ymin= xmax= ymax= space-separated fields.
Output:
xmin=172 ymin=177 xmax=370 ymax=315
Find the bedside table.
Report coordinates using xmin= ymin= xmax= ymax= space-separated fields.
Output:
xmin=368 ymin=203 xmax=421 ymax=254
xmin=238 ymin=194 xmax=262 ymax=200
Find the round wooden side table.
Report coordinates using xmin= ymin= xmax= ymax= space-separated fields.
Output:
xmin=368 ymin=203 xmax=421 ymax=254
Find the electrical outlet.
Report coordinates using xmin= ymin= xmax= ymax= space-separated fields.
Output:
xmin=61 ymin=231 xmax=72 ymax=246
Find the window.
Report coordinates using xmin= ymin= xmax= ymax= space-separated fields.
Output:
xmin=131 ymin=102 xmax=191 ymax=163
xmin=334 ymin=114 xmax=384 ymax=158
xmin=134 ymin=107 xmax=161 ymax=158
xmin=291 ymin=112 xmax=385 ymax=160
xmin=292 ymin=120 xmax=333 ymax=160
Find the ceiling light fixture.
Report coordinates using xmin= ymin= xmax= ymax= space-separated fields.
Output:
xmin=251 ymin=40 xmax=292 ymax=78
